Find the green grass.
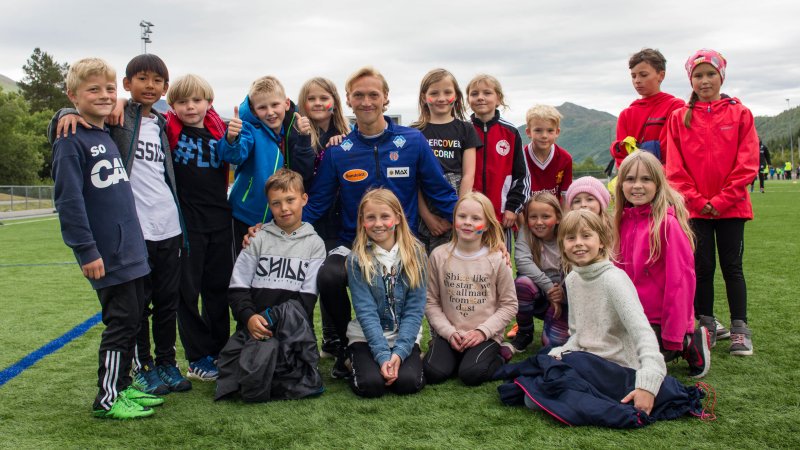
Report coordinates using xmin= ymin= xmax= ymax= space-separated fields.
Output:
xmin=1 ymin=183 xmax=799 ymax=448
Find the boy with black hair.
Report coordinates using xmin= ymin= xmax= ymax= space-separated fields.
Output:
xmin=51 ymin=58 xmax=163 ymax=419
xmin=53 ymin=54 xmax=190 ymax=395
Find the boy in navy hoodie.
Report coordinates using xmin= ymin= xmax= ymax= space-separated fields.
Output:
xmin=52 ymin=58 xmax=162 ymax=419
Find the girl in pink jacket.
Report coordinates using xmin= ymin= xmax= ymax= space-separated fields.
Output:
xmin=614 ymin=151 xmax=710 ymax=378
xmin=666 ymin=49 xmax=759 ymax=357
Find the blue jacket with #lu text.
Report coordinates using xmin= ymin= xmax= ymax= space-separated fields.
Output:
xmin=303 ymin=116 xmax=458 ymax=243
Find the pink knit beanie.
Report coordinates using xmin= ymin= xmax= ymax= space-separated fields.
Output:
xmin=565 ymin=177 xmax=610 ymax=210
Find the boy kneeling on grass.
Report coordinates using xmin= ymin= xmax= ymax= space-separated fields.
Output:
xmin=215 ymin=169 xmax=326 ymax=402
xmin=51 ymin=58 xmax=163 ymax=419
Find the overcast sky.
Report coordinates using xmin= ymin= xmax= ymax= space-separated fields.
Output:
xmin=2 ymin=0 xmax=799 ymax=125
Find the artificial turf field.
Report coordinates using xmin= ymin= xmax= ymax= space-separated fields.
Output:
xmin=0 ymin=181 xmax=798 ymax=449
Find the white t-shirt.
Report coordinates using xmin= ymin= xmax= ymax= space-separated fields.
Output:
xmin=129 ymin=115 xmax=181 ymax=241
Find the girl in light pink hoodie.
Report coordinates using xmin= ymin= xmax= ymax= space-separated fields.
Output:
xmin=613 ymin=151 xmax=710 ymax=379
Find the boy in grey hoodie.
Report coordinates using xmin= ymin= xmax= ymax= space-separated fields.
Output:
xmin=228 ymin=169 xmax=326 ymax=337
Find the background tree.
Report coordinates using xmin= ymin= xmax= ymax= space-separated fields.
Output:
xmin=0 ymin=88 xmax=46 ymax=185
xmin=18 ymin=47 xmax=70 ymax=114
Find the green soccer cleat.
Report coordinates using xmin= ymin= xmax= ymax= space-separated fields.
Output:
xmin=119 ymin=386 xmax=165 ymax=407
xmin=93 ymin=394 xmax=154 ymax=420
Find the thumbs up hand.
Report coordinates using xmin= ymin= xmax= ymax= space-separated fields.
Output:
xmin=294 ymin=112 xmax=311 ymax=135
xmin=226 ymin=106 xmax=243 ymax=143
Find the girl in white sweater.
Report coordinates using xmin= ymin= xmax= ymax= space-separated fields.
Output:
xmin=549 ymin=209 xmax=666 ymax=415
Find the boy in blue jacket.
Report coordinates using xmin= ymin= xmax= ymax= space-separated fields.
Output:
xmin=52 ymin=58 xmax=161 ymax=419
xmin=218 ymin=75 xmax=315 ymax=251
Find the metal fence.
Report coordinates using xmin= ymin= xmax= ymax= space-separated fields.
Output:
xmin=0 ymin=185 xmax=55 ymax=213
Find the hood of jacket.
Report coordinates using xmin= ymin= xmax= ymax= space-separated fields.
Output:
xmin=259 ymin=221 xmax=317 ymax=240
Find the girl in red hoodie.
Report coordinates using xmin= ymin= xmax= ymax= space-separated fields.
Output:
xmin=611 ymin=49 xmax=685 ymax=168
xmin=666 ymin=49 xmax=759 ymax=357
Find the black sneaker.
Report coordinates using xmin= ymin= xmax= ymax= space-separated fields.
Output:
xmin=320 ymin=337 xmax=340 ymax=359
xmin=697 ymin=315 xmax=717 ymax=348
xmin=684 ymin=326 xmax=711 ymax=379
xmin=330 ymin=349 xmax=352 ymax=379
xmin=510 ymin=331 xmax=534 ymax=352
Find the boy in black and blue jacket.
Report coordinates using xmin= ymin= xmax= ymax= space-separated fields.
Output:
xmin=52 ymin=58 xmax=161 ymax=419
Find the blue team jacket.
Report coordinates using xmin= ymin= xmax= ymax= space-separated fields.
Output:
xmin=218 ymin=96 xmax=314 ymax=226
xmin=303 ymin=116 xmax=458 ymax=243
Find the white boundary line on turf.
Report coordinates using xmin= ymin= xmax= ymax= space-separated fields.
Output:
xmin=0 ymin=217 xmax=58 ymax=226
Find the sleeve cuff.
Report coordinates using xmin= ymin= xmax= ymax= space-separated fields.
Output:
xmin=635 ymin=370 xmax=664 ymax=396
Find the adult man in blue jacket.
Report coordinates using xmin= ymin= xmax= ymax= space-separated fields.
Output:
xmin=303 ymin=66 xmax=457 ymax=378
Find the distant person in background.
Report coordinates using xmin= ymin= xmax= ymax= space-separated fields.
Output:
xmin=666 ymin=48 xmax=759 ymax=356
xmin=610 ymin=48 xmax=685 ymax=168
xmin=784 ymin=161 xmax=792 ymax=180
xmin=750 ymin=138 xmax=771 ymax=193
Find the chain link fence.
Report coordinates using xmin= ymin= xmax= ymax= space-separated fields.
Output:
xmin=0 ymin=185 xmax=55 ymax=213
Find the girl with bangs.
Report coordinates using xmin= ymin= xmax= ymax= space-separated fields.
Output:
xmin=412 ymin=68 xmax=481 ymax=253
xmin=614 ymin=151 xmax=709 ymax=378
xmin=550 ymin=209 xmax=666 ymax=415
xmin=298 ymin=77 xmax=352 ymax=358
xmin=424 ymin=192 xmax=517 ymax=386
xmin=345 ymin=189 xmax=428 ymax=398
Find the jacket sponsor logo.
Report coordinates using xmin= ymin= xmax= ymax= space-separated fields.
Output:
xmin=256 ymin=256 xmax=307 ymax=282
xmin=343 ymin=169 xmax=368 ymax=182
xmin=496 ymin=140 xmax=510 ymax=156
xmin=393 ymin=136 xmax=406 ymax=148
xmin=556 ymin=170 xmax=564 ymax=184
xmin=341 ymin=139 xmax=353 ymax=151
xmin=91 ymin=157 xmax=129 ymax=188
xmin=389 ymin=151 xmax=399 ymax=161
xmin=387 ymin=167 xmax=409 ymax=178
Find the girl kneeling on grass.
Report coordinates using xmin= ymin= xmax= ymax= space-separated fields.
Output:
xmin=614 ymin=151 xmax=710 ymax=378
xmin=549 ymin=209 xmax=666 ymax=414
xmin=512 ymin=192 xmax=567 ymax=352
xmin=424 ymin=192 xmax=518 ymax=386
xmin=345 ymin=189 xmax=428 ymax=398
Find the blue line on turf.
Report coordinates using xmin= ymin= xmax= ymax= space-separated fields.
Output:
xmin=0 ymin=312 xmax=102 ymax=387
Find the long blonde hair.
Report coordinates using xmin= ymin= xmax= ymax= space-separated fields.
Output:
xmin=350 ymin=189 xmax=426 ymax=288
xmin=297 ymin=77 xmax=350 ymax=151
xmin=558 ymin=210 xmax=614 ymax=266
xmin=613 ymin=151 xmax=695 ymax=263
xmin=411 ymin=68 xmax=467 ymax=130
xmin=449 ymin=192 xmax=505 ymax=252
xmin=523 ymin=192 xmax=563 ymax=268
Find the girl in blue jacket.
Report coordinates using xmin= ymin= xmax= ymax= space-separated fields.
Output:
xmin=345 ymin=189 xmax=428 ymax=398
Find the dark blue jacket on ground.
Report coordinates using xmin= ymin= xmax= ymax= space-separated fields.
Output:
xmin=494 ymin=350 xmax=706 ymax=428
xmin=303 ymin=116 xmax=457 ymax=243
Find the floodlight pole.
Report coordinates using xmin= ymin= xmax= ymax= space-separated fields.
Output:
xmin=140 ymin=20 xmax=154 ymax=54
xmin=788 ymin=99 xmax=795 ymax=179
